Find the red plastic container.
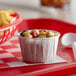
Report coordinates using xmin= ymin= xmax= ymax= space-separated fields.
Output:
xmin=0 ymin=13 xmax=23 ymax=44
xmin=0 ymin=19 xmax=76 ymax=76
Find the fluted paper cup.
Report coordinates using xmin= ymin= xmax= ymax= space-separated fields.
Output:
xmin=18 ymin=30 xmax=60 ymax=63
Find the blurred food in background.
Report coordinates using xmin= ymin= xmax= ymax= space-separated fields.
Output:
xmin=41 ymin=0 xmax=69 ymax=7
xmin=0 ymin=10 xmax=15 ymax=27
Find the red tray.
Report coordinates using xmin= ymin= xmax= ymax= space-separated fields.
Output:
xmin=0 ymin=18 xmax=76 ymax=76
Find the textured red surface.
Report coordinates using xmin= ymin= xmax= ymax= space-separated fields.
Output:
xmin=0 ymin=18 xmax=76 ymax=76
xmin=18 ymin=18 xmax=76 ymax=35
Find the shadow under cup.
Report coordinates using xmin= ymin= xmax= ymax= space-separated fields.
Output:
xmin=18 ymin=32 xmax=60 ymax=63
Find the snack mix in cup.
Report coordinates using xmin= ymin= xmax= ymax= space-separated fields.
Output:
xmin=18 ymin=29 xmax=60 ymax=63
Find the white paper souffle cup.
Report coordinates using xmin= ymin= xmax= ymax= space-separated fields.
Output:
xmin=18 ymin=30 xmax=60 ymax=63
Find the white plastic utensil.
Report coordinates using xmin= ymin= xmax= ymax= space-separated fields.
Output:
xmin=61 ymin=33 xmax=76 ymax=47
xmin=72 ymin=42 xmax=76 ymax=60
xmin=61 ymin=33 xmax=76 ymax=60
